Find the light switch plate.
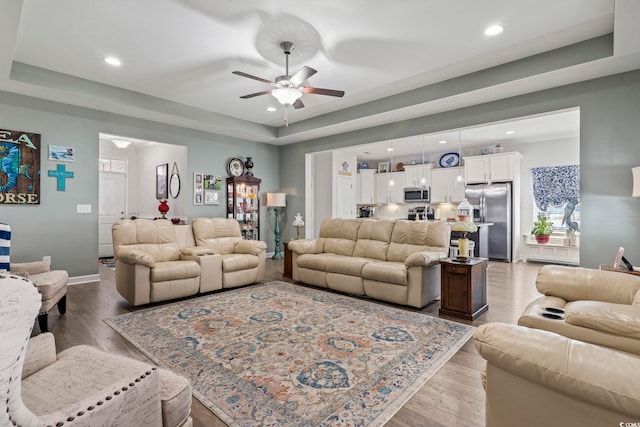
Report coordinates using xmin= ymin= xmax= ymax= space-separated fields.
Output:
xmin=77 ymin=204 xmax=92 ymax=213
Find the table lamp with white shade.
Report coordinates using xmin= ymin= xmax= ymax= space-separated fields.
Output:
xmin=266 ymin=192 xmax=286 ymax=259
xmin=292 ymin=213 xmax=305 ymax=240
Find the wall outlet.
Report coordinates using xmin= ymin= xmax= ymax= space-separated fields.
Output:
xmin=77 ymin=204 xmax=92 ymax=214
xmin=43 ymin=256 xmax=51 ymax=264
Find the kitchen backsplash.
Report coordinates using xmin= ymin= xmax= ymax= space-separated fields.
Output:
xmin=372 ymin=202 xmax=459 ymax=220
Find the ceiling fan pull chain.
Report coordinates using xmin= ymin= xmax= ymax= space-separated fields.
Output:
xmin=284 ymin=105 xmax=289 ymax=127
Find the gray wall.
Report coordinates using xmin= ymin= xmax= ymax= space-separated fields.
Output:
xmin=1 ymin=91 xmax=280 ymax=278
xmin=280 ymin=70 xmax=640 ymax=268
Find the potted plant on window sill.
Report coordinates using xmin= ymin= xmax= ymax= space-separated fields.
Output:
xmin=532 ymin=214 xmax=554 ymax=244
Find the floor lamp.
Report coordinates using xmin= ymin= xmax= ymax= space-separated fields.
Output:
xmin=266 ymin=192 xmax=286 ymax=260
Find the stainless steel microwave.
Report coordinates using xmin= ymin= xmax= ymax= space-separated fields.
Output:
xmin=404 ymin=187 xmax=430 ymax=203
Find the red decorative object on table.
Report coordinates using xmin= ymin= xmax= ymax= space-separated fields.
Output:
xmin=158 ymin=200 xmax=169 ymax=218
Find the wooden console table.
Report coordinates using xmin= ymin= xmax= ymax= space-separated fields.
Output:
xmin=439 ymin=258 xmax=488 ymax=320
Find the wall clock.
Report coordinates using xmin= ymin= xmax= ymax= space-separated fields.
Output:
xmin=227 ymin=158 xmax=245 ymax=177
xmin=439 ymin=152 xmax=460 ymax=168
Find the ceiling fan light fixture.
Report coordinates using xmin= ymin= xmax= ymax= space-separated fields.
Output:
xmin=112 ymin=139 xmax=131 ymax=149
xmin=272 ymin=88 xmax=302 ymax=105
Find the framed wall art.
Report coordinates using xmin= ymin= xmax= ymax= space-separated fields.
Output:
xmin=204 ymin=189 xmax=220 ymax=205
xmin=378 ymin=162 xmax=390 ymax=173
xmin=0 ymin=128 xmax=41 ymax=205
xmin=48 ymin=145 xmax=75 ymax=162
xmin=156 ymin=163 xmax=169 ymax=199
xmin=193 ymin=172 xmax=203 ymax=205
xmin=203 ymin=174 xmax=221 ymax=190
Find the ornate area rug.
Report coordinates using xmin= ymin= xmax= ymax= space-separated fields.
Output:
xmin=105 ymin=281 xmax=475 ymax=426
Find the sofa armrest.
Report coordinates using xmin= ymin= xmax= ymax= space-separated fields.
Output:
xmin=565 ymin=301 xmax=640 ymax=339
xmin=474 ymin=322 xmax=640 ymax=418
xmin=115 ymin=247 xmax=156 ymax=268
xmin=23 ymin=332 xmax=57 ymax=379
xmin=10 ymin=260 xmax=51 ymax=275
xmin=405 ymin=251 xmax=447 ymax=267
xmin=287 ymin=239 xmax=324 ymax=255
xmin=180 ymin=246 xmax=215 ymax=256
xmin=536 ymin=265 xmax=640 ymax=304
xmin=234 ymin=240 xmax=267 ymax=255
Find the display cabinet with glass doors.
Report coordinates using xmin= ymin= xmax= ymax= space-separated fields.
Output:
xmin=226 ymin=175 xmax=261 ymax=240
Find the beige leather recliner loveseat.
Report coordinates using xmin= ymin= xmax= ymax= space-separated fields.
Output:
xmin=288 ymin=218 xmax=450 ymax=308
xmin=112 ymin=218 xmax=266 ymax=306
xmin=518 ymin=264 xmax=640 ymax=354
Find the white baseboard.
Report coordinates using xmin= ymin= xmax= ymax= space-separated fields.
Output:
xmin=69 ymin=274 xmax=100 ymax=285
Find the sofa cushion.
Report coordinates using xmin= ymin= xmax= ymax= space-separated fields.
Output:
xmin=221 ymin=253 xmax=259 ymax=273
xmin=353 ymin=219 xmax=394 ymax=260
xmin=362 ymin=261 xmax=408 ymax=285
xmin=29 ymin=270 xmax=68 ymax=301
xmin=387 ymin=221 xmax=450 ymax=263
xmin=151 ymin=260 xmax=200 ymax=282
xmin=319 ymin=218 xmax=361 ymax=256
xmin=192 ymin=218 xmax=243 ymax=254
xmin=325 ymin=256 xmax=371 ymax=276
xmin=297 ymin=253 xmax=339 ymax=271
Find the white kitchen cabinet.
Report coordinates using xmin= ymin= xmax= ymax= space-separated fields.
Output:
xmin=357 ymin=169 xmax=376 ymax=204
xmin=464 ymin=152 xmax=522 ymax=184
xmin=403 ymin=163 xmax=433 ymax=188
xmin=430 ymin=167 xmax=465 ymax=203
xmin=375 ymin=172 xmax=405 ymax=203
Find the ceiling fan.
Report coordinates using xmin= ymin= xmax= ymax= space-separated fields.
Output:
xmin=233 ymin=41 xmax=345 ymax=124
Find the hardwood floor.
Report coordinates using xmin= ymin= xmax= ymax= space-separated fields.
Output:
xmin=46 ymin=259 xmax=544 ymax=426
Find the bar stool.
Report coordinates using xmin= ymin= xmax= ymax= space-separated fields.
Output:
xmin=450 ymin=239 xmax=475 ymax=258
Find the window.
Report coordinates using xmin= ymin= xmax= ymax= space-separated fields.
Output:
xmin=99 ymin=158 xmax=126 ymax=173
xmin=534 ymin=203 xmax=580 ymax=232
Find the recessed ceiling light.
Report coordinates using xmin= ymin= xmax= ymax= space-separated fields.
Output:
xmin=484 ymin=25 xmax=503 ymax=36
xmin=505 ymin=130 xmax=515 ymax=135
xmin=387 ymin=147 xmax=394 ymax=152
xmin=438 ymin=140 xmax=447 ymax=144
xmin=104 ymin=56 xmax=121 ymax=66
xmin=266 ymin=106 xmax=277 ymax=112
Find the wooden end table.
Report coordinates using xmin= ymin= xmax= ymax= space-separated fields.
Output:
xmin=283 ymin=242 xmax=292 ymax=278
xmin=439 ymin=258 xmax=488 ymax=320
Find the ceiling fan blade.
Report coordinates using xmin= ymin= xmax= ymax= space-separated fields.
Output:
xmin=232 ymin=71 xmax=274 ymax=85
xmin=301 ymin=87 xmax=345 ymax=97
xmin=289 ymin=66 xmax=317 ymax=86
xmin=292 ymin=99 xmax=305 ymax=109
xmin=240 ymin=89 xmax=273 ymax=99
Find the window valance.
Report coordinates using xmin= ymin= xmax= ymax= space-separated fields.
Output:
xmin=531 ymin=165 xmax=579 ymax=212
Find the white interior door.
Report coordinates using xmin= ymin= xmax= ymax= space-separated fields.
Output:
xmin=99 ymin=172 xmax=126 ymax=258
xmin=336 ymin=175 xmax=354 ymax=218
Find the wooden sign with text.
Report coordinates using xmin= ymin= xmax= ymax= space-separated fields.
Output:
xmin=0 ymin=129 xmax=41 ymax=205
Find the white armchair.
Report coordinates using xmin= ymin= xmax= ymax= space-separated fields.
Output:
xmin=0 ymin=272 xmax=193 ymax=427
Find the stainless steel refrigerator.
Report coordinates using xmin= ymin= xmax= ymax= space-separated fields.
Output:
xmin=465 ymin=183 xmax=512 ymax=261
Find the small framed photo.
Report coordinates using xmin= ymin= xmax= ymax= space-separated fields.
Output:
xmin=193 ymin=172 xmax=203 ymax=205
xmin=204 ymin=189 xmax=220 ymax=205
xmin=378 ymin=161 xmax=390 ymax=173
xmin=48 ymin=145 xmax=75 ymax=162
xmin=156 ymin=163 xmax=169 ymax=199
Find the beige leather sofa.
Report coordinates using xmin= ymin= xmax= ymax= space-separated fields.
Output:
xmin=474 ymin=323 xmax=640 ymax=427
xmin=112 ymin=218 xmax=266 ymax=306
xmin=288 ymin=218 xmax=450 ymax=308
xmin=518 ymin=264 xmax=640 ymax=355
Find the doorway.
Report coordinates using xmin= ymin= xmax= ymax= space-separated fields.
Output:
xmin=98 ymin=159 xmax=127 ymax=258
